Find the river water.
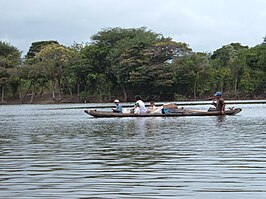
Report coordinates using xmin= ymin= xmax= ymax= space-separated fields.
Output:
xmin=0 ymin=102 xmax=265 ymax=199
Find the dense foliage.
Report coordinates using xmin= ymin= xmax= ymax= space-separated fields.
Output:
xmin=0 ymin=28 xmax=265 ymax=103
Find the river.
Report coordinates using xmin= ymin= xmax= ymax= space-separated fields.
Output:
xmin=0 ymin=102 xmax=265 ymax=198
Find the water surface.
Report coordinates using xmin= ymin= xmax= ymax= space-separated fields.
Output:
xmin=0 ymin=103 xmax=265 ymax=198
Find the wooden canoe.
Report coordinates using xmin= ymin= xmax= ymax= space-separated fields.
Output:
xmin=84 ymin=108 xmax=242 ymax=118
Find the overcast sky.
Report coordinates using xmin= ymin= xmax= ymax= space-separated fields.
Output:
xmin=1 ymin=0 xmax=266 ymax=56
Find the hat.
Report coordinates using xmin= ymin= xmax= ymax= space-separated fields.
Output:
xmin=214 ymin=92 xmax=222 ymax=97
xmin=114 ymin=99 xmax=119 ymax=103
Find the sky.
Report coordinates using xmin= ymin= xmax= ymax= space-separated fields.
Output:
xmin=1 ymin=0 xmax=266 ymax=56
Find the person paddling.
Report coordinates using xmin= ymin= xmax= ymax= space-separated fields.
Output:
xmin=212 ymin=92 xmax=225 ymax=114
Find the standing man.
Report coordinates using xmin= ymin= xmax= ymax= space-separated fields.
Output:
xmin=112 ymin=99 xmax=123 ymax=113
xmin=212 ymin=92 xmax=225 ymax=114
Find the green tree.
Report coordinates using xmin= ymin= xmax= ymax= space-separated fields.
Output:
xmin=173 ymin=52 xmax=212 ymax=99
xmin=69 ymin=63 xmax=91 ymax=102
xmin=25 ymin=40 xmax=59 ymax=60
xmin=0 ymin=67 xmax=10 ymax=103
xmin=110 ymin=39 xmax=152 ymax=100
xmin=210 ymin=43 xmax=249 ymax=97
xmin=85 ymin=27 xmax=194 ymax=100
xmin=0 ymin=41 xmax=21 ymax=103
xmin=36 ymin=44 xmax=77 ymax=101
xmin=238 ymin=66 xmax=255 ymax=97
xmin=245 ymin=42 xmax=266 ymax=96
xmin=128 ymin=40 xmax=192 ymax=99
xmin=263 ymin=36 xmax=266 ymax=44
xmin=16 ymin=61 xmax=52 ymax=103
xmin=79 ymin=44 xmax=112 ymax=101
xmin=90 ymin=27 xmax=162 ymax=100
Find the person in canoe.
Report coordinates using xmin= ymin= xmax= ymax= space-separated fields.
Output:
xmin=131 ymin=95 xmax=147 ymax=114
xmin=112 ymin=99 xmax=123 ymax=113
xmin=147 ymin=100 xmax=161 ymax=114
xmin=147 ymin=101 xmax=156 ymax=113
xmin=212 ymin=92 xmax=225 ymax=114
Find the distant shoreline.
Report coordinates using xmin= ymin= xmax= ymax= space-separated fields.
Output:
xmin=1 ymin=98 xmax=265 ymax=107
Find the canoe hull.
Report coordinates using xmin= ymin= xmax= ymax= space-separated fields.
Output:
xmin=85 ymin=108 xmax=242 ymax=118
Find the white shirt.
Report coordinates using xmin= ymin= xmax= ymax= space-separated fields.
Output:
xmin=136 ymin=100 xmax=147 ymax=114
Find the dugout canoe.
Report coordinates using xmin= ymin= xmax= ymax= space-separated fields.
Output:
xmin=84 ymin=108 xmax=242 ymax=118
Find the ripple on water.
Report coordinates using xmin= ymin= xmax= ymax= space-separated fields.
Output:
xmin=0 ymin=103 xmax=266 ymax=198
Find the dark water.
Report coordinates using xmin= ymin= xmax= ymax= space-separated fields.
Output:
xmin=0 ymin=102 xmax=265 ymax=199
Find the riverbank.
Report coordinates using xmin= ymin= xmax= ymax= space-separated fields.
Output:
xmin=0 ymin=94 xmax=80 ymax=105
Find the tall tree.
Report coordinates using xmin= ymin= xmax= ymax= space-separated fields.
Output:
xmin=104 ymin=27 xmax=174 ymax=100
xmin=210 ymin=43 xmax=249 ymax=97
xmin=36 ymin=44 xmax=77 ymax=101
xmin=173 ymin=52 xmax=212 ymax=99
xmin=128 ymin=40 xmax=192 ymax=99
xmin=0 ymin=41 xmax=21 ymax=103
xmin=79 ymin=44 xmax=113 ymax=101
xmin=25 ymin=40 xmax=59 ymax=60
xmin=245 ymin=42 xmax=266 ymax=96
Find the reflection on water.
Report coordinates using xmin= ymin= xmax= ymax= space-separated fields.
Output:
xmin=0 ymin=103 xmax=266 ymax=198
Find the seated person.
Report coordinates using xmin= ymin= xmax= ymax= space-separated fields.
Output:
xmin=131 ymin=95 xmax=147 ymax=114
xmin=212 ymin=92 xmax=225 ymax=114
xmin=112 ymin=99 xmax=123 ymax=113
xmin=147 ymin=101 xmax=158 ymax=113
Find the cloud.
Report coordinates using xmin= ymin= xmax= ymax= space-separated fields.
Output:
xmin=1 ymin=0 xmax=266 ymax=55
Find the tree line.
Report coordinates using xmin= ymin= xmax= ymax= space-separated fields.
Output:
xmin=0 ymin=27 xmax=265 ymax=104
